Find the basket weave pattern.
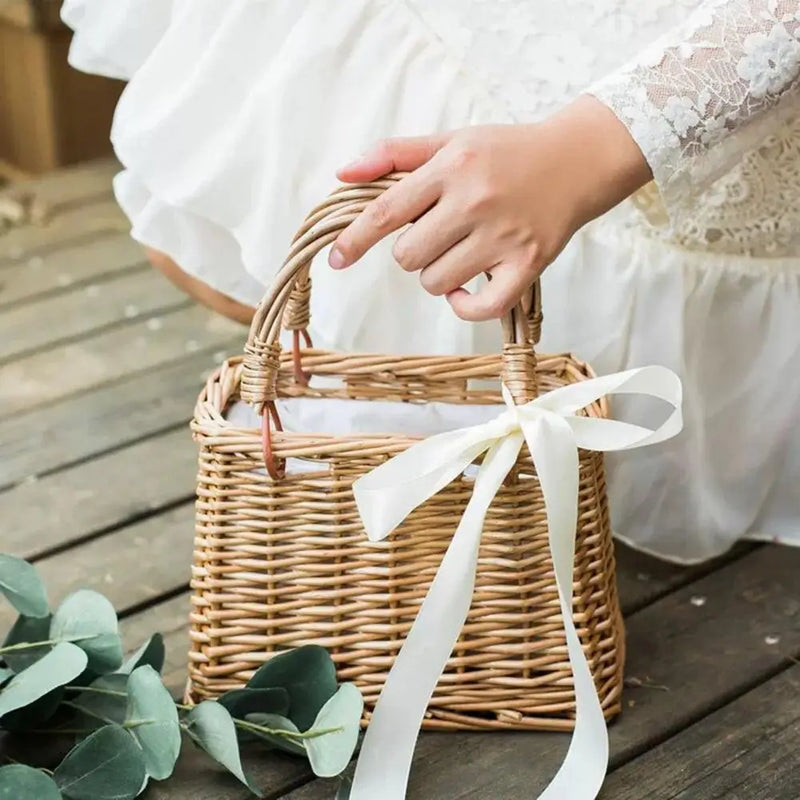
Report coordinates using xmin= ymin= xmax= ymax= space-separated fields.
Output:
xmin=187 ymin=178 xmax=625 ymax=731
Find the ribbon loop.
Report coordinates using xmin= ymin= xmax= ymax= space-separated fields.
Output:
xmin=349 ymin=366 xmax=684 ymax=800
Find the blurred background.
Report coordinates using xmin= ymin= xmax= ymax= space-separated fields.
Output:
xmin=0 ymin=0 xmax=119 ymax=180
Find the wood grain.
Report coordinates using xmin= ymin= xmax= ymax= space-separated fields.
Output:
xmin=0 ymin=233 xmax=147 ymax=309
xmin=0 ymin=428 xmax=197 ymax=559
xmin=0 ymin=268 xmax=190 ymax=362
xmin=0 ymin=341 xmax=241 ymax=488
xmin=602 ymin=666 xmax=800 ymax=799
xmin=0 ymin=304 xmax=244 ymax=417
xmin=277 ymin=545 xmax=800 ymax=800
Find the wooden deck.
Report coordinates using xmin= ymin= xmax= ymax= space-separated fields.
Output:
xmin=2 ymin=159 xmax=800 ymax=799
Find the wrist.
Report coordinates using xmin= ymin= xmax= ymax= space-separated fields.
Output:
xmin=549 ymin=94 xmax=653 ymax=224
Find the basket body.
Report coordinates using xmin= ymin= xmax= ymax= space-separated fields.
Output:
xmin=186 ymin=348 xmax=625 ymax=732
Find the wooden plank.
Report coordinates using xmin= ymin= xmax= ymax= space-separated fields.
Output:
xmin=0 ymin=198 xmax=127 ymax=262
xmin=0 ymin=342 xmax=240 ymax=488
xmin=275 ymin=545 xmax=800 ymax=800
xmin=614 ymin=540 xmax=756 ymax=613
xmin=0 ymin=428 xmax=197 ymax=560
xmin=602 ymin=666 xmax=800 ymax=799
xmin=0 ymin=268 xmax=190 ymax=362
xmin=0 ymin=232 xmax=147 ymax=308
xmin=0 ymin=157 xmax=118 ymax=209
xmin=0 ymin=304 xmax=245 ymax=418
xmin=0 ymin=502 xmax=196 ymax=632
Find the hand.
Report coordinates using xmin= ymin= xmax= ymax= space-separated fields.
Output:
xmin=330 ymin=95 xmax=652 ymax=322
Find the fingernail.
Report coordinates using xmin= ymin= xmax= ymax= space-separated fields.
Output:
xmin=343 ymin=152 xmax=369 ymax=170
xmin=329 ymin=247 xmax=347 ymax=270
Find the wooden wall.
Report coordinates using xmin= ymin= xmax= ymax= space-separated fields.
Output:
xmin=0 ymin=1 xmax=123 ymax=174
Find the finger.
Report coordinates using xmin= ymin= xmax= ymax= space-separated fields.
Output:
xmin=330 ymin=167 xmax=443 ymax=269
xmin=417 ymin=234 xmax=496 ymax=294
xmin=446 ymin=263 xmax=535 ymax=322
xmin=392 ymin=199 xmax=473 ymax=273
xmin=337 ymin=134 xmax=452 ymax=183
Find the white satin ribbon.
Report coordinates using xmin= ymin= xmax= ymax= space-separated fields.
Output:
xmin=348 ymin=366 xmax=683 ymax=800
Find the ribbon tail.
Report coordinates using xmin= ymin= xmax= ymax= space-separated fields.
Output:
xmin=349 ymin=432 xmax=524 ymax=800
xmin=522 ymin=416 xmax=609 ymax=800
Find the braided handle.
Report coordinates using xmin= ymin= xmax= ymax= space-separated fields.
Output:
xmin=242 ymin=174 xmax=542 ymax=412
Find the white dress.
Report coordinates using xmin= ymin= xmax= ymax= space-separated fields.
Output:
xmin=61 ymin=0 xmax=800 ymax=564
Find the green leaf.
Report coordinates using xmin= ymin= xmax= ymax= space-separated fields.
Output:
xmin=1 ymin=687 xmax=65 ymax=732
xmin=54 ymin=724 xmax=146 ymax=800
xmin=125 ymin=666 xmax=180 ymax=781
xmin=336 ymin=776 xmax=352 ymax=800
xmin=0 ymin=555 xmax=49 ymax=618
xmin=184 ymin=701 xmax=262 ymax=797
xmin=69 ymin=673 xmax=129 ymax=731
xmin=243 ymin=712 xmax=306 ymax=756
xmin=0 ymin=642 xmax=87 ymax=719
xmin=247 ymin=646 xmax=337 ymax=731
xmin=117 ymin=634 xmax=165 ymax=675
xmin=305 ymin=684 xmax=363 ymax=778
xmin=2 ymin=614 xmax=52 ymax=671
xmin=0 ymin=667 xmax=12 ymax=687
xmin=0 ymin=765 xmax=62 ymax=799
xmin=51 ymin=590 xmax=123 ymax=674
xmin=218 ymin=687 xmax=291 ymax=720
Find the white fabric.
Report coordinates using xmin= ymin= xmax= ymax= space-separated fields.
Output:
xmin=61 ymin=0 xmax=800 ymax=563
xmin=349 ymin=370 xmax=683 ymax=799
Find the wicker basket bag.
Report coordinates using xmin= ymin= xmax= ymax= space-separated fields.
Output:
xmin=186 ymin=175 xmax=626 ymax=732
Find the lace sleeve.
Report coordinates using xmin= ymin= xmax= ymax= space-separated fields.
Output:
xmin=588 ymin=0 xmax=800 ymax=220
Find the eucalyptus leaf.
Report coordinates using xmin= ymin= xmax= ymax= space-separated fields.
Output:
xmin=0 ymin=687 xmax=65 ymax=732
xmin=2 ymin=614 xmax=52 ymax=671
xmin=305 ymin=684 xmax=363 ymax=778
xmin=0 ymin=667 xmax=12 ymax=687
xmin=243 ymin=712 xmax=306 ymax=756
xmin=0 ymin=554 xmax=49 ymax=618
xmin=247 ymin=646 xmax=337 ymax=731
xmin=184 ymin=701 xmax=263 ymax=797
xmin=68 ymin=673 xmax=129 ymax=731
xmin=54 ymin=724 xmax=146 ymax=800
xmin=218 ymin=687 xmax=291 ymax=720
xmin=0 ymin=642 xmax=87 ymax=719
xmin=51 ymin=590 xmax=123 ymax=674
xmin=117 ymin=634 xmax=165 ymax=675
xmin=125 ymin=666 xmax=180 ymax=780
xmin=0 ymin=764 xmax=62 ymax=799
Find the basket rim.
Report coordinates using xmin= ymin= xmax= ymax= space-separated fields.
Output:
xmin=193 ymin=348 xmax=609 ymax=443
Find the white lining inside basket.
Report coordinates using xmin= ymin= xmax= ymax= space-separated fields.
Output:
xmin=225 ymin=384 xmax=504 ymax=476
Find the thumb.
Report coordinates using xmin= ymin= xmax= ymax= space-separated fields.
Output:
xmin=337 ymin=133 xmax=452 ymax=183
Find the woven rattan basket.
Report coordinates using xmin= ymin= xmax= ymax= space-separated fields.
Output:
xmin=186 ymin=176 xmax=625 ymax=731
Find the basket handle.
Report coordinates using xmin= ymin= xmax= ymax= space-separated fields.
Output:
xmin=241 ymin=174 xmax=543 ymax=413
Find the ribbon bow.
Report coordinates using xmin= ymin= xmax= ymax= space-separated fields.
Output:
xmin=348 ymin=366 xmax=683 ymax=800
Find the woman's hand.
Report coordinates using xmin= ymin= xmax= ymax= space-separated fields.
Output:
xmin=331 ymin=95 xmax=652 ymax=321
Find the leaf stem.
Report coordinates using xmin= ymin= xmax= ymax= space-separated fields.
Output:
xmin=232 ymin=718 xmax=343 ymax=742
xmin=64 ymin=685 xmax=127 ymax=698
xmin=0 ymin=634 xmax=98 ymax=655
xmin=62 ymin=700 xmax=117 ymax=727
xmin=177 ymin=703 xmax=342 ymax=742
